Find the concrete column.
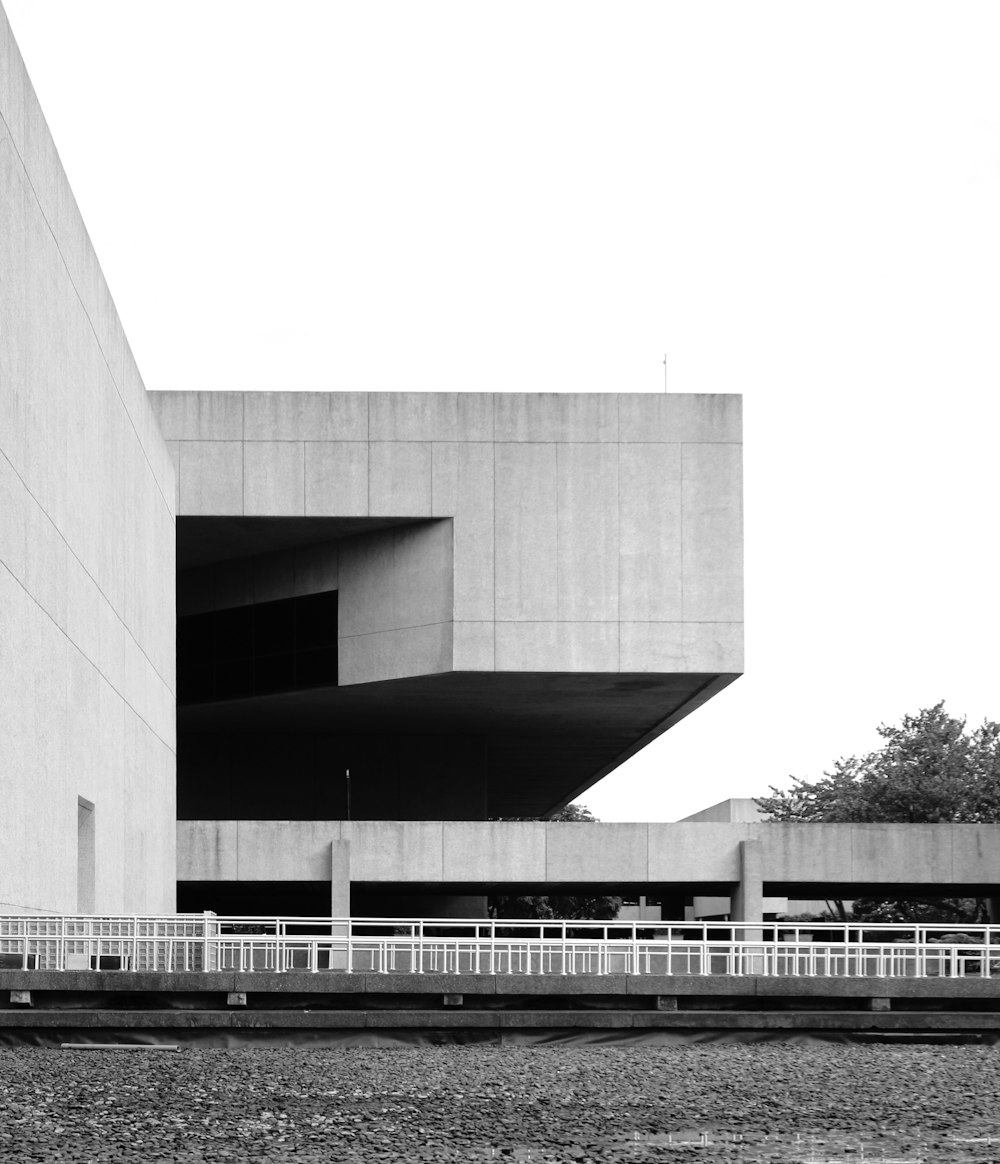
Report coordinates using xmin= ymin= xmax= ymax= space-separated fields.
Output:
xmin=331 ymin=840 xmax=351 ymax=918
xmin=330 ymin=840 xmax=351 ymax=970
xmin=730 ymin=838 xmax=764 ymax=924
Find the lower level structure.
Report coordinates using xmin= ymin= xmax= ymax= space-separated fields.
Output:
xmin=178 ymin=820 xmax=1000 ymax=921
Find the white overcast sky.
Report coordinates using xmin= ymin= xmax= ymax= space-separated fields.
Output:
xmin=5 ymin=1 xmax=999 ymax=821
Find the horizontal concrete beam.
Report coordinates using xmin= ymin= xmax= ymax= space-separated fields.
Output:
xmin=5 ymin=970 xmax=1000 ymax=999
xmin=178 ymin=820 xmax=1000 ymax=890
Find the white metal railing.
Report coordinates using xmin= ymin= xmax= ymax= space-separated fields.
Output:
xmin=2 ymin=915 xmax=999 ymax=978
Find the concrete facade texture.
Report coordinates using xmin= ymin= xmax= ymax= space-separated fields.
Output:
xmin=1 ymin=8 xmax=749 ymax=916
xmin=151 ymin=389 xmax=743 ymax=680
xmin=162 ymin=388 xmax=743 ymax=823
xmin=0 ymin=9 xmax=176 ymax=915
xmin=679 ymin=798 xmax=790 ymax=917
xmin=681 ymin=798 xmax=766 ymax=824
xmin=8 ymin=6 xmax=1000 ymax=933
xmin=178 ymin=820 xmax=1000 ymax=922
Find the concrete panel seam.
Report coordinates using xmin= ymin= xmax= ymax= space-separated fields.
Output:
xmin=0 ymin=899 xmax=60 ymax=914
xmin=491 ymin=618 xmax=627 ymax=624
xmin=679 ymin=444 xmax=685 ymax=617
xmin=492 ymin=440 xmax=621 ymax=446
xmin=551 ymin=442 xmax=558 ymax=619
xmin=0 ymin=557 xmax=175 ymax=755
xmin=616 ymin=422 xmax=621 ymax=671
xmin=1 ymin=442 xmax=174 ymax=699
xmin=0 ymin=120 xmax=173 ymax=523
xmin=181 ymin=437 xmax=379 ymax=443
xmin=338 ymin=619 xmax=452 ymax=640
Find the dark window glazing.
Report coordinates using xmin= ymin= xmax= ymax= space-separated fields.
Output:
xmin=177 ymin=591 xmax=337 ymax=703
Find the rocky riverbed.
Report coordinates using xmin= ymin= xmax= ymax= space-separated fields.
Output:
xmin=2 ymin=1042 xmax=999 ymax=1161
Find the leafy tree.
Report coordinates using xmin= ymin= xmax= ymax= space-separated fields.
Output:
xmin=848 ymin=897 xmax=989 ymax=925
xmin=755 ymin=703 xmax=1000 ymax=923
xmin=756 ymin=703 xmax=1000 ymax=823
xmin=547 ymin=803 xmax=599 ymax=823
xmin=487 ymin=804 xmax=622 ymax=921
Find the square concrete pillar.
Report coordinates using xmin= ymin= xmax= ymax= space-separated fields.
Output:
xmin=730 ymin=838 xmax=764 ymax=924
xmin=331 ymin=839 xmax=351 ymax=918
xmin=329 ymin=840 xmax=351 ymax=970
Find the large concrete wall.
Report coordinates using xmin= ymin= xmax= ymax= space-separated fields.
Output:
xmin=151 ymin=390 xmax=743 ymax=680
xmin=0 ymin=10 xmax=176 ymax=913
xmin=338 ymin=520 xmax=453 ymax=685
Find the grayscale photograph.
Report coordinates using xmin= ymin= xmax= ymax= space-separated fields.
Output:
xmin=1 ymin=1 xmax=999 ymax=1160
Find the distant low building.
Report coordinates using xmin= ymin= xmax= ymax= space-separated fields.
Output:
xmin=680 ymin=799 xmax=846 ymax=921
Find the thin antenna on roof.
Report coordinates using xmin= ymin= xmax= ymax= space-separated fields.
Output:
xmin=663 ymin=353 xmax=668 ymax=393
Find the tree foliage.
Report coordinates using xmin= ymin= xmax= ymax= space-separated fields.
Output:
xmin=848 ymin=897 xmax=990 ymax=925
xmin=755 ymin=703 xmax=1000 ymax=923
xmin=755 ymin=703 xmax=1000 ymax=824
xmin=487 ymin=804 xmax=622 ymax=921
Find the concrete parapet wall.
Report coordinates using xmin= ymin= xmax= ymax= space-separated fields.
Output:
xmin=6 ymin=971 xmax=1000 ymax=1040
xmin=6 ymin=970 xmax=1000 ymax=1001
xmin=178 ymin=820 xmax=1000 ymax=895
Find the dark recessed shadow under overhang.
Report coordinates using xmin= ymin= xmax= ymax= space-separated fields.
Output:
xmin=769 ymin=882 xmax=1000 ymax=899
xmin=177 ymin=515 xmax=427 ymax=570
xmin=177 ymin=671 xmax=732 ymax=818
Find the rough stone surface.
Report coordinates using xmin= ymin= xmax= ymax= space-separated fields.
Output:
xmin=1 ymin=1044 xmax=999 ymax=1161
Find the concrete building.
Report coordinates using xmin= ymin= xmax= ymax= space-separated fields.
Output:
xmin=158 ymin=388 xmax=743 ymax=917
xmin=0 ymin=7 xmax=745 ymax=918
xmin=1 ymin=10 xmax=176 ymax=915
xmin=6 ymin=10 xmax=999 ymax=924
xmin=679 ymin=800 xmax=848 ymax=921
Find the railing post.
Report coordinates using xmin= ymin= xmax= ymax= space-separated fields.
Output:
xmin=202 ymin=911 xmax=212 ymax=973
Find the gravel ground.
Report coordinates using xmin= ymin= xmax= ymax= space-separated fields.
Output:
xmin=2 ymin=1043 xmax=1000 ymax=1162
